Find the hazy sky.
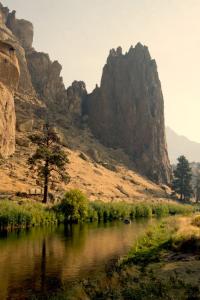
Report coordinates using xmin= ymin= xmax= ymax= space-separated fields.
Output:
xmin=2 ymin=0 xmax=200 ymax=142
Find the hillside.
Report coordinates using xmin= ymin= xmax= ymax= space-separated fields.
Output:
xmin=0 ymin=125 xmax=168 ymax=202
xmin=166 ymin=127 xmax=200 ymax=164
xmin=0 ymin=3 xmax=171 ymax=202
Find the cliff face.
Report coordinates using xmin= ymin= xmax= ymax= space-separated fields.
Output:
xmin=0 ymin=3 xmax=86 ymax=129
xmin=84 ymin=44 xmax=171 ymax=183
xmin=0 ymin=40 xmax=20 ymax=157
xmin=0 ymin=4 xmax=34 ymax=96
xmin=0 ymin=2 xmax=171 ymax=185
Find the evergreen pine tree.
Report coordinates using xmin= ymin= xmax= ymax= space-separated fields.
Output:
xmin=28 ymin=123 xmax=70 ymax=203
xmin=172 ymin=155 xmax=192 ymax=201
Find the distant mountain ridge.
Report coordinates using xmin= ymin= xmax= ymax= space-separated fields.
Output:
xmin=166 ymin=127 xmax=200 ymax=164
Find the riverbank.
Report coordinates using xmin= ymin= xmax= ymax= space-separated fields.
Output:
xmin=72 ymin=215 xmax=200 ymax=300
xmin=0 ymin=190 xmax=194 ymax=231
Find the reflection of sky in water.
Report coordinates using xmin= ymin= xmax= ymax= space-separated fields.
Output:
xmin=0 ymin=220 xmax=152 ymax=299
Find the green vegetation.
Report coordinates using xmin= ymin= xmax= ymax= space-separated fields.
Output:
xmin=89 ymin=201 xmax=193 ymax=222
xmin=33 ymin=216 xmax=200 ymax=300
xmin=56 ymin=189 xmax=89 ymax=223
xmin=172 ymin=155 xmax=193 ymax=201
xmin=28 ymin=123 xmax=70 ymax=203
xmin=0 ymin=200 xmax=57 ymax=230
xmin=0 ymin=190 xmax=194 ymax=231
xmin=55 ymin=190 xmax=193 ymax=223
xmin=122 ymin=221 xmax=175 ymax=266
xmin=77 ymin=217 xmax=200 ymax=300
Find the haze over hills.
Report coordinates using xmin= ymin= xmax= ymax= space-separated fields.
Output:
xmin=166 ymin=126 xmax=200 ymax=164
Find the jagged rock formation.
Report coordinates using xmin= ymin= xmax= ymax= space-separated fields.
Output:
xmin=0 ymin=40 xmax=20 ymax=157
xmin=84 ymin=44 xmax=171 ymax=184
xmin=25 ymin=51 xmax=87 ymax=121
xmin=26 ymin=51 xmax=66 ymax=105
xmin=6 ymin=10 xmax=34 ymax=50
xmin=5 ymin=6 xmax=86 ymax=122
xmin=0 ymin=3 xmax=86 ymax=130
xmin=0 ymin=2 xmax=171 ymax=187
xmin=66 ymin=81 xmax=87 ymax=120
xmin=0 ymin=4 xmax=34 ymax=95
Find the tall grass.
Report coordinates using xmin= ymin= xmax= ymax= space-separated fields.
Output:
xmin=0 ymin=200 xmax=57 ymax=230
xmin=89 ymin=200 xmax=193 ymax=222
xmin=0 ymin=190 xmax=194 ymax=230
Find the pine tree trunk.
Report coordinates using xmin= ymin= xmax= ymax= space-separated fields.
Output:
xmin=43 ymin=162 xmax=49 ymax=203
xmin=43 ymin=176 xmax=48 ymax=203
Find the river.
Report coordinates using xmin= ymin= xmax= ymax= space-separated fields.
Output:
xmin=0 ymin=219 xmax=152 ymax=299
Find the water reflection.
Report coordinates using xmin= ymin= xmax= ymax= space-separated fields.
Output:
xmin=0 ymin=220 xmax=151 ymax=299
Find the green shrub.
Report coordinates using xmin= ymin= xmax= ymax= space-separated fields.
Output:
xmin=57 ymin=189 xmax=89 ymax=223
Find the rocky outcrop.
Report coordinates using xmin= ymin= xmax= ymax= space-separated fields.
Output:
xmin=0 ymin=4 xmax=35 ymax=95
xmin=84 ymin=43 xmax=171 ymax=184
xmin=0 ymin=40 xmax=20 ymax=157
xmin=0 ymin=3 xmax=86 ymax=123
xmin=26 ymin=48 xmax=87 ymax=122
xmin=6 ymin=10 xmax=33 ymax=50
xmin=26 ymin=50 xmax=66 ymax=105
xmin=66 ymin=81 xmax=87 ymax=120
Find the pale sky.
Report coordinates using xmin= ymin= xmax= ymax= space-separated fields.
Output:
xmin=2 ymin=0 xmax=200 ymax=142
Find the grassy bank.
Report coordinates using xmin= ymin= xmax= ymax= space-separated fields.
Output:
xmin=0 ymin=189 xmax=194 ymax=231
xmin=30 ymin=215 xmax=200 ymax=300
xmin=75 ymin=216 xmax=200 ymax=300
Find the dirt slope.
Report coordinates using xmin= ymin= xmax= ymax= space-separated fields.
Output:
xmin=0 ymin=127 xmax=169 ymax=202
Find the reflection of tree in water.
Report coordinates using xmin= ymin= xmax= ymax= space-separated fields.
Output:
xmin=41 ymin=238 xmax=46 ymax=293
xmin=3 ymin=221 xmax=151 ymax=299
xmin=64 ymin=223 xmax=89 ymax=249
xmin=7 ymin=238 xmax=63 ymax=299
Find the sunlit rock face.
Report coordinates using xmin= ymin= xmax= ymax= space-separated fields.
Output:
xmin=0 ymin=3 xmax=35 ymax=96
xmin=84 ymin=43 xmax=171 ymax=184
xmin=0 ymin=40 xmax=20 ymax=157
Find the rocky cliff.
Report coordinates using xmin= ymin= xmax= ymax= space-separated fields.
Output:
xmin=6 ymin=9 xmax=85 ymax=123
xmin=0 ymin=40 xmax=20 ymax=157
xmin=84 ymin=44 xmax=171 ymax=183
xmin=0 ymin=2 xmax=171 ymax=187
xmin=0 ymin=4 xmax=34 ymax=96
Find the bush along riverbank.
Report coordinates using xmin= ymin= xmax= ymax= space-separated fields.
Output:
xmin=0 ymin=189 xmax=195 ymax=231
xmin=74 ymin=216 xmax=200 ymax=300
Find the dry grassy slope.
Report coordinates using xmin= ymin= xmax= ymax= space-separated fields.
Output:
xmin=0 ymin=123 xmax=170 ymax=202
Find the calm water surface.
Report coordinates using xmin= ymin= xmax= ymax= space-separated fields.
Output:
xmin=0 ymin=220 xmax=152 ymax=299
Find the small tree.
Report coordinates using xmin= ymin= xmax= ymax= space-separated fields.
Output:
xmin=172 ymin=155 xmax=192 ymax=201
xmin=28 ymin=123 xmax=70 ymax=203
